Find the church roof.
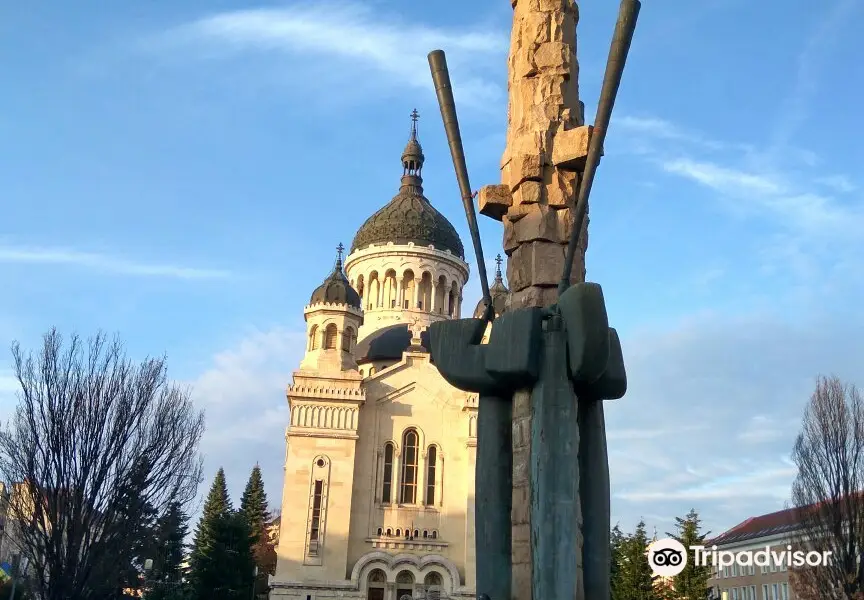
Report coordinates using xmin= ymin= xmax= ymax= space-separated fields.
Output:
xmin=473 ymin=254 xmax=510 ymax=318
xmin=309 ymin=244 xmax=362 ymax=309
xmin=355 ymin=323 xmax=432 ymax=365
xmin=350 ymin=110 xmax=465 ymax=259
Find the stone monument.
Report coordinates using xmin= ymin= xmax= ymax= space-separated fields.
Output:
xmin=426 ymin=1 xmax=640 ymax=599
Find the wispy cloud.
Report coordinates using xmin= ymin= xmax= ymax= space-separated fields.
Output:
xmin=767 ymin=0 xmax=862 ymax=159
xmin=144 ymin=2 xmax=508 ymax=109
xmin=0 ymin=245 xmax=230 ymax=279
xmin=616 ymin=116 xmax=750 ymax=153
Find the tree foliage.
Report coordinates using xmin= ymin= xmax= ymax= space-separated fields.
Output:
xmin=791 ymin=375 xmax=864 ymax=599
xmin=667 ymin=509 xmax=711 ymax=600
xmin=190 ymin=470 xmax=256 ymax=600
xmin=611 ymin=520 xmax=659 ymax=600
xmin=240 ymin=465 xmax=276 ymax=597
xmin=0 ymin=330 xmax=204 ymax=600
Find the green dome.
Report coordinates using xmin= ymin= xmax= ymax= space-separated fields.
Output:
xmin=349 ymin=110 xmax=464 ymax=259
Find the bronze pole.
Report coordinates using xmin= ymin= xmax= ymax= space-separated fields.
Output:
xmin=558 ymin=0 xmax=641 ymax=296
xmin=428 ymin=50 xmax=494 ymax=323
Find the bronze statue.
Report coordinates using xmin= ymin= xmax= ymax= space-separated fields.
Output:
xmin=426 ymin=1 xmax=640 ymax=598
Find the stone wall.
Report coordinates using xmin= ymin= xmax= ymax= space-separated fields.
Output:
xmin=478 ymin=0 xmax=592 ymax=310
xmin=476 ymin=2 xmax=592 ymax=599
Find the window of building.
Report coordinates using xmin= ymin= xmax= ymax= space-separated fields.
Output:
xmin=395 ymin=571 xmax=414 ymax=600
xmin=367 ymin=569 xmax=386 ymax=600
xmin=762 ymin=584 xmax=769 ymax=599
xmin=382 ymin=442 xmax=394 ymax=503
xmin=308 ymin=325 xmax=319 ymax=350
xmin=400 ymin=429 xmax=419 ymax=504
xmin=425 ymin=446 xmax=437 ymax=505
xmin=376 ymin=527 xmax=383 ymax=536
xmin=424 ymin=571 xmax=443 ymax=600
xmin=431 ymin=530 xmax=438 ymax=539
xmin=781 ymin=582 xmax=788 ymax=600
xmin=323 ymin=324 xmax=338 ymax=349
xmin=395 ymin=528 xmax=402 ymax=537
xmin=308 ymin=480 xmax=324 ymax=555
xmin=342 ymin=326 xmax=356 ymax=352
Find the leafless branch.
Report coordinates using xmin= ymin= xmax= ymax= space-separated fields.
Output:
xmin=0 ymin=329 xmax=204 ymax=600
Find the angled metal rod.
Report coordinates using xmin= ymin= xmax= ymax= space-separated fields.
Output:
xmin=428 ymin=50 xmax=493 ymax=322
xmin=558 ymin=0 xmax=641 ymax=295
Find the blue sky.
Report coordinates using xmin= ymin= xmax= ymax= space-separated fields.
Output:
xmin=1 ymin=0 xmax=863 ymax=540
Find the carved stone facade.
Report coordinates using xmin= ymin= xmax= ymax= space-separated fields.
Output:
xmin=270 ymin=119 xmax=484 ymax=600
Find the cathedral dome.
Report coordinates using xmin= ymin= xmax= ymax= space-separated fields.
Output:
xmin=350 ymin=110 xmax=465 ymax=259
xmin=355 ymin=324 xmax=433 ymax=365
xmin=309 ymin=244 xmax=362 ymax=309
xmin=473 ymin=255 xmax=510 ymax=318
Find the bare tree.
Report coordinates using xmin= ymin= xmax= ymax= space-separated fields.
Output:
xmin=0 ymin=330 xmax=205 ymax=600
xmin=791 ymin=375 xmax=864 ymax=599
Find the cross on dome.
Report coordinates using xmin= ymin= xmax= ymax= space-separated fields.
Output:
xmin=336 ymin=242 xmax=345 ymax=262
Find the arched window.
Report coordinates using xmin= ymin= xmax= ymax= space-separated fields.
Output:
xmin=376 ymin=527 xmax=383 ymax=536
xmin=342 ymin=326 xmax=355 ymax=352
xmin=382 ymin=442 xmax=394 ymax=503
xmin=395 ymin=528 xmax=402 ymax=537
xmin=400 ymin=429 xmax=419 ymax=504
xmin=367 ymin=568 xmax=386 ymax=600
xmin=308 ymin=325 xmax=319 ymax=350
xmin=425 ymin=572 xmax=443 ymax=600
xmin=425 ymin=445 xmax=437 ymax=505
xmin=431 ymin=530 xmax=438 ymax=539
xmin=323 ymin=324 xmax=338 ymax=349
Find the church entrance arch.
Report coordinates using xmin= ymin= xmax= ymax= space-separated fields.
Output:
xmin=395 ymin=570 xmax=414 ymax=600
xmin=366 ymin=568 xmax=386 ymax=600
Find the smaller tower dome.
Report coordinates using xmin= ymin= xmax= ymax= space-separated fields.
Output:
xmin=474 ymin=254 xmax=510 ymax=318
xmin=310 ymin=243 xmax=362 ymax=309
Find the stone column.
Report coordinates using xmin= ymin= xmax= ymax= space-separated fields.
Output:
xmin=475 ymin=1 xmax=594 ymax=599
xmin=413 ymin=282 xmax=420 ymax=309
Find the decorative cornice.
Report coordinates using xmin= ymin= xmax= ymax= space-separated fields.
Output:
xmin=345 ymin=242 xmax=469 ymax=276
xmin=288 ymin=385 xmax=365 ymax=399
xmin=304 ymin=302 xmax=364 ymax=317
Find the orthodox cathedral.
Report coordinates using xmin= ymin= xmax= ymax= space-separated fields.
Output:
xmin=269 ymin=113 xmax=509 ymax=600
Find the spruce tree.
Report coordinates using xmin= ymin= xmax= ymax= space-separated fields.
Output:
xmin=617 ymin=520 xmax=659 ymax=600
xmin=240 ymin=465 xmax=269 ymax=542
xmin=668 ymin=509 xmax=712 ymax=600
xmin=144 ymin=501 xmax=190 ymax=600
xmin=194 ymin=511 xmax=256 ymax=600
xmin=189 ymin=468 xmax=233 ymax=598
xmin=240 ymin=465 xmax=275 ymax=597
xmin=610 ymin=524 xmax=626 ymax=600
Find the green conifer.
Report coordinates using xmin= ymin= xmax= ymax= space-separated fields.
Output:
xmin=668 ymin=509 xmax=712 ymax=600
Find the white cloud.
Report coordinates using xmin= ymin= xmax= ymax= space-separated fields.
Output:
xmin=188 ymin=326 xmax=305 ymax=511
xmin=816 ymin=174 xmax=857 ymax=194
xmin=146 ymin=2 xmax=507 ymax=109
xmin=0 ymin=244 xmax=230 ymax=279
xmin=607 ymin=310 xmax=864 ymax=535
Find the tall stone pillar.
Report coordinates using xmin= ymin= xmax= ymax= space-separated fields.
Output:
xmin=476 ymin=2 xmax=594 ymax=599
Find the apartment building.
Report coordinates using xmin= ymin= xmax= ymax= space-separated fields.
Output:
xmin=708 ymin=507 xmax=798 ymax=600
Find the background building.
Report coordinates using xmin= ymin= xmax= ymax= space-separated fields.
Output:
xmin=269 ymin=113 xmax=510 ymax=600
xmin=708 ymin=507 xmax=797 ymax=600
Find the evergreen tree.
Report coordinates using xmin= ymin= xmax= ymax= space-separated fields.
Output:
xmin=240 ymin=465 xmax=269 ymax=542
xmin=193 ymin=511 xmax=256 ymax=600
xmin=189 ymin=468 xmax=233 ymax=598
xmin=610 ymin=524 xmax=626 ymax=600
xmin=667 ymin=509 xmax=712 ymax=600
xmin=240 ymin=465 xmax=276 ymax=597
xmin=617 ymin=520 xmax=659 ymax=600
xmin=144 ymin=501 xmax=190 ymax=600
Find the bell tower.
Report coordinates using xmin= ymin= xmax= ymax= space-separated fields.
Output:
xmin=273 ymin=244 xmax=365 ymax=591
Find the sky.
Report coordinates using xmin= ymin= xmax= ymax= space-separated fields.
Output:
xmin=1 ymin=0 xmax=863 ymax=542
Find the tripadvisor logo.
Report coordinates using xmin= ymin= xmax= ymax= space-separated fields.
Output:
xmin=647 ymin=538 xmax=833 ymax=577
xmin=648 ymin=538 xmax=688 ymax=576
